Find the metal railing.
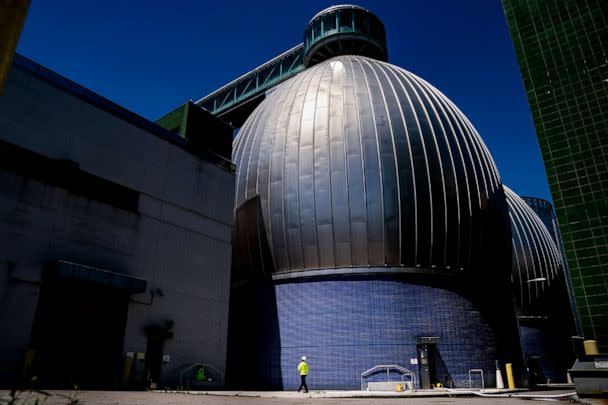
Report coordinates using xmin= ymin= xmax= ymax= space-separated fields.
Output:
xmin=360 ymin=364 xmax=417 ymax=391
xmin=196 ymin=44 xmax=305 ymax=117
xmin=468 ymin=368 xmax=485 ymax=390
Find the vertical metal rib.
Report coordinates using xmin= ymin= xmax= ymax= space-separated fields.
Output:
xmin=346 ymin=56 xmax=369 ymax=265
xmin=269 ymin=73 xmax=310 ymax=269
xmin=263 ymin=73 xmax=305 ymax=265
xmin=407 ymin=74 xmax=457 ymax=267
xmin=313 ymin=63 xmax=336 ymax=267
xmin=387 ymin=65 xmax=433 ymax=265
xmin=418 ymin=80 xmax=468 ymax=268
xmin=298 ymin=62 xmax=325 ymax=269
xmin=352 ymin=57 xmax=383 ymax=264
xmin=284 ymin=66 xmax=316 ymax=269
xmin=363 ymin=59 xmax=402 ymax=265
xmin=376 ymin=63 xmax=417 ymax=265
xmin=328 ymin=59 xmax=352 ymax=266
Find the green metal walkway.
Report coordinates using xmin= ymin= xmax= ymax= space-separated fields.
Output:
xmin=195 ymin=44 xmax=304 ymax=126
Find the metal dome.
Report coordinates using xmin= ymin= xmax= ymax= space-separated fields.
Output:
xmin=504 ymin=186 xmax=564 ymax=309
xmin=233 ymin=55 xmax=509 ymax=276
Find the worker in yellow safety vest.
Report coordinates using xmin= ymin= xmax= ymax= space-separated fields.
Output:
xmin=297 ymin=356 xmax=309 ymax=393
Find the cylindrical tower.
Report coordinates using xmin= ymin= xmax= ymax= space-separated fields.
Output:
xmin=521 ymin=196 xmax=560 ymax=246
xmin=303 ymin=5 xmax=388 ymax=67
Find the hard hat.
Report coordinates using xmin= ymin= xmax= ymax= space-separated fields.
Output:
xmin=301 ymin=356 xmax=306 ymax=361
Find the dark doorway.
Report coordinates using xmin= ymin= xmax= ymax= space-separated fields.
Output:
xmin=143 ymin=321 xmax=174 ymax=388
xmin=144 ymin=335 xmax=163 ymax=386
xmin=29 ymin=278 xmax=129 ymax=389
xmin=417 ymin=336 xmax=439 ymax=389
xmin=144 ymin=320 xmax=174 ymax=388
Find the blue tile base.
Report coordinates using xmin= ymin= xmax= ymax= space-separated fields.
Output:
xmin=227 ymin=275 xmax=512 ymax=390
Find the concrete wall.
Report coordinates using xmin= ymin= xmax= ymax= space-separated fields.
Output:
xmin=0 ymin=63 xmax=234 ymax=387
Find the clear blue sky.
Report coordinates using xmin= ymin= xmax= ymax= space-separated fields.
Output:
xmin=16 ymin=0 xmax=553 ymax=201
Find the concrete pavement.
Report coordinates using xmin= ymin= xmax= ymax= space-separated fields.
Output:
xmin=2 ymin=388 xmax=590 ymax=404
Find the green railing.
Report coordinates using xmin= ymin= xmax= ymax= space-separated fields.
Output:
xmin=196 ymin=44 xmax=304 ymax=117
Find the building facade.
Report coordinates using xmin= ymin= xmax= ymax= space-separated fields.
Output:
xmin=503 ymin=0 xmax=608 ymax=350
xmin=0 ymin=55 xmax=235 ymax=389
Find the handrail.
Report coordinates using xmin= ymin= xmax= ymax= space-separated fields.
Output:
xmin=178 ymin=363 xmax=224 ymax=390
xmin=468 ymin=368 xmax=485 ymax=390
xmin=196 ymin=44 xmax=304 ymax=104
xmin=360 ymin=364 xmax=417 ymax=391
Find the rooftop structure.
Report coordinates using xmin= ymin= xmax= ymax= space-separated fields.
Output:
xmin=190 ymin=4 xmax=387 ymax=127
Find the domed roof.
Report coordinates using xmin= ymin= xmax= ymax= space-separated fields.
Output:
xmin=504 ymin=186 xmax=564 ymax=309
xmin=233 ymin=55 xmax=509 ymax=276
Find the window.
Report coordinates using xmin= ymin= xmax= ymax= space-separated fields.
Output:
xmin=339 ymin=10 xmax=352 ymax=30
xmin=323 ymin=13 xmax=336 ymax=32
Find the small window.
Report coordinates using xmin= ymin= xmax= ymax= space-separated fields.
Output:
xmin=323 ymin=13 xmax=336 ymax=31
xmin=339 ymin=10 xmax=352 ymax=29
xmin=354 ymin=11 xmax=365 ymax=32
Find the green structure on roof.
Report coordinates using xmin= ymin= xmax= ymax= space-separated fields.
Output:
xmin=155 ymin=101 xmax=233 ymax=160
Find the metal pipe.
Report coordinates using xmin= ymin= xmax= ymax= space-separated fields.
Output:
xmin=443 ymin=389 xmax=577 ymax=399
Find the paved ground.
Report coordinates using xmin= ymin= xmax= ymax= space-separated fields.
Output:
xmin=2 ymin=389 xmax=598 ymax=405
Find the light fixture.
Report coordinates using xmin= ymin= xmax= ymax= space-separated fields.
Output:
xmin=527 ymin=277 xmax=547 ymax=283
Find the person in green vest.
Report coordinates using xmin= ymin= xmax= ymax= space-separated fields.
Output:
xmin=196 ymin=366 xmax=206 ymax=382
xmin=297 ymin=356 xmax=309 ymax=393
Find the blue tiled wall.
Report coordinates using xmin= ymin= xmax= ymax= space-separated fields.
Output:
xmin=519 ymin=323 xmax=570 ymax=383
xmin=231 ymin=277 xmax=501 ymax=390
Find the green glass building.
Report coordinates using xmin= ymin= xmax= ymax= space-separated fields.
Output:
xmin=503 ymin=0 xmax=608 ymax=350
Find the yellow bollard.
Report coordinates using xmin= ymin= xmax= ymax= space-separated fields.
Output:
xmin=505 ymin=363 xmax=515 ymax=389
xmin=583 ymin=340 xmax=599 ymax=355
xmin=21 ymin=349 xmax=36 ymax=381
xmin=121 ymin=356 xmax=133 ymax=388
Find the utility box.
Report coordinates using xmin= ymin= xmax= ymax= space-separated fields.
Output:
xmin=569 ymin=355 xmax=608 ymax=397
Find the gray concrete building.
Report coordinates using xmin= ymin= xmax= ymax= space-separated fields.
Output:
xmin=0 ymin=55 xmax=235 ymax=389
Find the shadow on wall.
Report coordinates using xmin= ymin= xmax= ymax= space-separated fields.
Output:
xmin=226 ymin=281 xmax=283 ymax=389
xmin=226 ymin=196 xmax=282 ymax=389
xmin=518 ymin=277 xmax=578 ymax=385
xmin=433 ymin=347 xmax=452 ymax=387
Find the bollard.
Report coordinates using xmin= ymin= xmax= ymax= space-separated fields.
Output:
xmin=505 ymin=363 xmax=515 ymax=389
xmin=495 ymin=360 xmax=505 ymax=389
xmin=122 ymin=356 xmax=133 ymax=388
xmin=21 ymin=349 xmax=36 ymax=381
xmin=583 ymin=340 xmax=599 ymax=355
